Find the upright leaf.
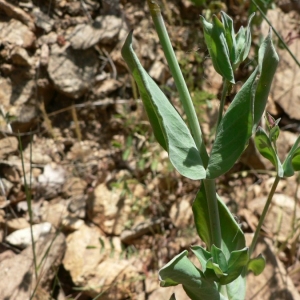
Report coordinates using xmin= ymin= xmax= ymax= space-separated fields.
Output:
xmin=283 ymin=135 xmax=300 ymax=177
xmin=254 ymin=127 xmax=283 ymax=177
xmin=201 ymin=15 xmax=235 ymax=83
xmin=247 ymin=254 xmax=266 ymax=276
xmin=191 ymin=245 xmax=211 ymax=273
xmin=121 ymin=32 xmax=206 ymax=180
xmin=206 ymin=68 xmax=258 ymax=179
xmin=211 ymin=245 xmax=228 ymax=273
xmin=206 ymin=30 xmax=279 ymax=179
xmin=219 ymin=248 xmax=249 ymax=285
xmin=192 ymin=183 xmax=245 ymax=257
xmin=221 ymin=12 xmax=236 ymax=63
xmin=253 ymin=29 xmax=279 ymax=131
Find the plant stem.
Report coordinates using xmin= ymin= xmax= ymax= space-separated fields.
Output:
xmin=249 ymin=175 xmax=280 ymax=255
xmin=203 ymin=179 xmax=222 ymax=248
xmin=147 ymin=0 xmax=209 ymax=166
xmin=147 ymin=0 xmax=222 ymax=248
xmin=18 ymin=133 xmax=38 ymax=280
xmin=217 ymin=80 xmax=230 ymax=128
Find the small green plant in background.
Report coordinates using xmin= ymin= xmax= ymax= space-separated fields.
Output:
xmin=121 ymin=1 xmax=300 ymax=299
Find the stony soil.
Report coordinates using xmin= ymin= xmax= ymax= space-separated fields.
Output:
xmin=0 ymin=0 xmax=300 ymax=299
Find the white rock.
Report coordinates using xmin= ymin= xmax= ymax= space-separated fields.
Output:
xmin=5 ymin=222 xmax=52 ymax=248
xmin=38 ymin=163 xmax=66 ymax=186
xmin=69 ymin=15 xmax=122 ymax=50
xmin=48 ymin=44 xmax=98 ymax=98
xmin=0 ymin=137 xmax=18 ymax=159
xmin=0 ymin=19 xmax=35 ymax=48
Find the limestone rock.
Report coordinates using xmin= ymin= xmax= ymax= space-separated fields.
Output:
xmin=0 ymin=233 xmax=65 ymax=300
xmin=10 ymin=46 xmax=32 ymax=67
xmin=48 ymin=44 xmax=98 ymax=98
xmin=0 ymin=137 xmax=18 ymax=159
xmin=6 ymin=217 xmax=30 ymax=233
xmin=149 ymin=60 xmax=168 ymax=83
xmin=262 ymin=9 xmax=300 ymax=120
xmin=69 ymin=15 xmax=122 ymax=50
xmin=246 ymin=234 xmax=300 ymax=299
xmin=41 ymin=201 xmax=68 ymax=228
xmin=0 ymin=19 xmax=35 ymax=48
xmin=88 ymin=183 xmax=135 ymax=235
xmin=32 ymin=7 xmax=54 ymax=33
xmin=248 ymin=193 xmax=300 ymax=241
xmin=0 ymin=0 xmax=35 ymax=31
xmin=169 ymin=198 xmax=193 ymax=228
xmin=62 ymin=177 xmax=87 ymax=197
xmin=5 ymin=222 xmax=52 ymax=249
xmin=63 ymin=224 xmax=140 ymax=298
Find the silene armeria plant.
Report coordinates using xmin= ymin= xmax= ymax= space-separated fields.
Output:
xmin=121 ymin=1 xmax=300 ymax=299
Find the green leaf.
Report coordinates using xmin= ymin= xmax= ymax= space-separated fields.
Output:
xmin=206 ymin=68 xmax=258 ymax=179
xmin=242 ymin=13 xmax=255 ymax=62
xmin=200 ymin=15 xmax=235 ymax=83
xmin=211 ymin=245 xmax=228 ymax=272
xmin=159 ymin=250 xmax=226 ymax=300
xmin=254 ymin=127 xmax=283 ymax=177
xmin=247 ymin=254 xmax=266 ymax=275
xmin=269 ymin=125 xmax=280 ymax=143
xmin=225 ymin=274 xmax=247 ymax=300
xmin=253 ymin=29 xmax=279 ymax=131
xmin=221 ymin=12 xmax=236 ymax=63
xmin=121 ymin=31 xmax=206 ymax=180
xmin=283 ymin=135 xmax=300 ymax=177
xmin=190 ymin=245 xmax=211 ymax=273
xmin=192 ymin=184 xmax=246 ymax=256
xmin=219 ymin=248 xmax=249 ymax=284
xmin=233 ymin=13 xmax=255 ymax=69
xmin=206 ymin=258 xmax=226 ymax=278
xmin=292 ymin=148 xmax=300 ymax=171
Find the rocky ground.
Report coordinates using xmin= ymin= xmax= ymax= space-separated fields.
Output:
xmin=0 ymin=0 xmax=300 ymax=299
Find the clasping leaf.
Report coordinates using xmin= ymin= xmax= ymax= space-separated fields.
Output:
xmin=121 ymin=31 xmax=206 ymax=180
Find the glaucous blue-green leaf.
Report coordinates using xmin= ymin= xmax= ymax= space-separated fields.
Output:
xmin=283 ymin=135 xmax=300 ymax=177
xmin=200 ymin=15 xmax=235 ymax=83
xmin=247 ymin=254 xmax=266 ymax=275
xmin=121 ymin=31 xmax=206 ymax=180
xmin=233 ymin=13 xmax=255 ymax=69
xmin=192 ymin=184 xmax=245 ymax=257
xmin=207 ymin=30 xmax=279 ymax=179
xmin=159 ymin=250 xmax=226 ymax=300
xmin=206 ymin=258 xmax=226 ymax=278
xmin=191 ymin=245 xmax=211 ymax=273
xmin=206 ymin=68 xmax=258 ymax=179
xmin=225 ymin=274 xmax=247 ymax=300
xmin=253 ymin=29 xmax=279 ymax=131
xmin=211 ymin=245 xmax=228 ymax=272
xmin=254 ymin=127 xmax=283 ymax=177
xmin=219 ymin=248 xmax=249 ymax=285
xmin=235 ymin=26 xmax=246 ymax=61
xmin=221 ymin=12 xmax=236 ymax=63
xmin=242 ymin=13 xmax=255 ymax=62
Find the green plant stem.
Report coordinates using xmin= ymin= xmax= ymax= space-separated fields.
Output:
xmin=18 ymin=134 xmax=38 ymax=280
xmin=217 ymin=80 xmax=230 ymax=127
xmin=147 ymin=0 xmax=222 ymax=248
xmin=203 ymin=179 xmax=222 ymax=248
xmin=147 ymin=0 xmax=209 ymax=166
xmin=252 ymin=0 xmax=300 ymax=69
xmin=249 ymin=175 xmax=280 ymax=255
